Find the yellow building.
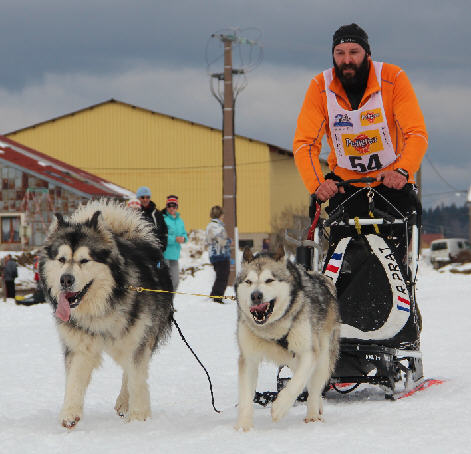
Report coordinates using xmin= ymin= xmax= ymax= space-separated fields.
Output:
xmin=7 ymin=99 xmax=326 ymax=248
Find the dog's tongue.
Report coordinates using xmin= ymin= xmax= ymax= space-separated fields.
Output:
xmin=250 ymin=302 xmax=268 ymax=313
xmin=55 ymin=292 xmax=71 ymax=322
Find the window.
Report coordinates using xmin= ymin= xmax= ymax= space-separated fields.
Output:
xmin=239 ymin=239 xmax=254 ymax=249
xmin=1 ymin=216 xmax=20 ymax=243
xmin=431 ymin=242 xmax=447 ymax=251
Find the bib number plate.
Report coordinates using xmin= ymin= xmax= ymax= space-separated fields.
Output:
xmin=348 ymin=154 xmax=383 ymax=173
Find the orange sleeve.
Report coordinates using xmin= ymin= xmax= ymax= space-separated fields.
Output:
xmin=293 ymin=76 xmax=328 ymax=194
xmin=391 ymin=69 xmax=428 ymax=177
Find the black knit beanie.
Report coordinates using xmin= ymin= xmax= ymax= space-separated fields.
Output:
xmin=332 ymin=23 xmax=371 ymax=55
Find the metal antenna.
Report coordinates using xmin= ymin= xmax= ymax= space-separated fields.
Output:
xmin=206 ymin=27 xmax=263 ymax=283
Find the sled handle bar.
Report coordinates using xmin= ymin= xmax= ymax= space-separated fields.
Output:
xmin=309 ymin=177 xmax=376 ymax=208
xmin=331 ymin=218 xmax=407 ymax=226
xmin=336 ymin=177 xmax=377 ymax=187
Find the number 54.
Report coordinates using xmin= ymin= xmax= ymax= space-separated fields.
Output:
xmin=349 ymin=154 xmax=383 ymax=172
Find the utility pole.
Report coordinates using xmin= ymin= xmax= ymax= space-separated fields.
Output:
xmin=207 ymin=29 xmax=262 ymax=284
xmin=221 ymin=36 xmax=237 ymax=284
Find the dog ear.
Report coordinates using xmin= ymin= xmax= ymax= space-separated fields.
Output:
xmin=46 ymin=213 xmax=68 ymax=237
xmin=273 ymin=244 xmax=285 ymax=261
xmin=87 ymin=211 xmax=102 ymax=230
xmin=242 ymin=246 xmax=254 ymax=263
xmin=55 ymin=213 xmax=67 ymax=227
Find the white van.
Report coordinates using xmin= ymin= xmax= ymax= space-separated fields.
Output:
xmin=430 ymin=238 xmax=471 ymax=268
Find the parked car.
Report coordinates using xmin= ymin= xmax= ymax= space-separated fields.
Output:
xmin=430 ymin=238 xmax=471 ymax=269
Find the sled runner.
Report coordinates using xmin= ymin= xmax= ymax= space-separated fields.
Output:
xmin=254 ymin=177 xmax=427 ymax=404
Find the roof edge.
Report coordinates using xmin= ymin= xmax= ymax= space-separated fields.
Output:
xmin=4 ymin=98 xmax=299 ymax=156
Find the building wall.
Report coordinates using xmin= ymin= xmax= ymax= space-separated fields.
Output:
xmin=7 ymin=101 xmax=313 ymax=235
xmin=270 ymin=149 xmax=311 ymax=225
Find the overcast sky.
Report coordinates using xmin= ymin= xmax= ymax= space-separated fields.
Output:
xmin=0 ymin=0 xmax=469 ymax=208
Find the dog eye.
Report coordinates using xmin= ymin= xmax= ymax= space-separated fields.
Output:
xmin=244 ymin=279 xmax=252 ymax=285
xmin=58 ymin=257 xmax=66 ymax=264
xmin=265 ymin=279 xmax=274 ymax=284
xmin=80 ymin=259 xmax=89 ymax=264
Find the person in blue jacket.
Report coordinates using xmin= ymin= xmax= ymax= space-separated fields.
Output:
xmin=162 ymin=195 xmax=188 ymax=290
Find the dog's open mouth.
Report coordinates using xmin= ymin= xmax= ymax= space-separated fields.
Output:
xmin=55 ymin=281 xmax=93 ymax=322
xmin=250 ymin=298 xmax=275 ymax=324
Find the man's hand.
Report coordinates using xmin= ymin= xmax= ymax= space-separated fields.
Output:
xmin=176 ymin=236 xmax=185 ymax=244
xmin=315 ymin=180 xmax=345 ymax=202
xmin=377 ymin=170 xmax=407 ymax=190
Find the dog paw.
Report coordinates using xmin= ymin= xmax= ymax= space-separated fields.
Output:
xmin=60 ymin=405 xmax=83 ymax=429
xmin=304 ymin=415 xmax=324 ymax=423
xmin=305 ymin=397 xmax=323 ymax=423
xmin=114 ymin=399 xmax=129 ymax=418
xmin=271 ymin=394 xmax=292 ymax=422
xmin=234 ymin=420 xmax=253 ymax=432
xmin=127 ymin=407 xmax=151 ymax=422
xmin=60 ymin=411 xmax=81 ymax=429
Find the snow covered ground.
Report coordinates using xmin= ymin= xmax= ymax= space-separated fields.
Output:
xmin=1 ymin=240 xmax=470 ymax=454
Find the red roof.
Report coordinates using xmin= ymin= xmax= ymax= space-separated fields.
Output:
xmin=421 ymin=233 xmax=444 ymax=247
xmin=0 ymin=134 xmax=133 ymax=198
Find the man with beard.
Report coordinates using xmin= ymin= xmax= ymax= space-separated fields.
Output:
xmin=293 ymin=24 xmax=428 ymax=258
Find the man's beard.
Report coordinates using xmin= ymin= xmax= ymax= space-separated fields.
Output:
xmin=334 ymin=55 xmax=370 ymax=91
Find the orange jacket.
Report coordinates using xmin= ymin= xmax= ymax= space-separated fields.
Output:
xmin=293 ymin=60 xmax=428 ymax=194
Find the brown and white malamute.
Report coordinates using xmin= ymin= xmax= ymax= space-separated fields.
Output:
xmin=40 ymin=200 xmax=173 ymax=429
xmin=234 ymin=247 xmax=340 ymax=430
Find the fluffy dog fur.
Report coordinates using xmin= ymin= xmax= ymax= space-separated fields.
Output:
xmin=39 ymin=199 xmax=173 ymax=429
xmin=234 ymin=247 xmax=340 ymax=430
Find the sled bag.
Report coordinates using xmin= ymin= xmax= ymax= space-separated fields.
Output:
xmin=324 ymin=234 xmax=420 ymax=349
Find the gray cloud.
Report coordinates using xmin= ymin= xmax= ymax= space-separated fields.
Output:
xmin=0 ymin=0 xmax=469 ymax=207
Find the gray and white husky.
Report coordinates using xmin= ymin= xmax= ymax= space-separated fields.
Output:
xmin=39 ymin=199 xmax=173 ymax=429
xmin=234 ymin=247 xmax=340 ymax=430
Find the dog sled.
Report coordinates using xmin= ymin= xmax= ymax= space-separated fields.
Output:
xmin=255 ymin=177 xmax=426 ymax=403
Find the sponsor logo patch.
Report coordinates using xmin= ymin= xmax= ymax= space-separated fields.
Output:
xmin=343 ymin=130 xmax=384 ymax=156
xmin=360 ymin=108 xmax=383 ymax=126
xmin=333 ymin=113 xmax=353 ymax=127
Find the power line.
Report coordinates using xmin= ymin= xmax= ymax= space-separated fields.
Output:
xmin=424 ymin=154 xmax=462 ymax=192
xmin=85 ymin=157 xmax=292 ymax=172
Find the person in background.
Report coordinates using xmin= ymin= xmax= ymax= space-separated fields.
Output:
xmin=262 ymin=238 xmax=270 ymax=251
xmin=205 ymin=205 xmax=231 ymax=304
xmin=129 ymin=194 xmax=172 ymax=292
xmin=136 ymin=186 xmax=168 ymax=251
xmin=3 ymin=254 xmax=18 ymax=299
xmin=162 ymin=195 xmax=187 ymax=291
